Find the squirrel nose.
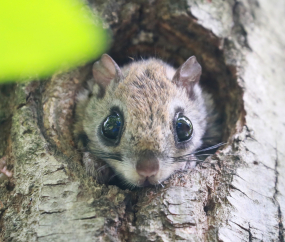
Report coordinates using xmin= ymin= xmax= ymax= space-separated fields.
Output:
xmin=136 ymin=151 xmax=159 ymax=178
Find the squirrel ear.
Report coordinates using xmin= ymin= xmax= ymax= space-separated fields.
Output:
xmin=172 ymin=56 xmax=202 ymax=96
xmin=92 ymin=54 xmax=122 ymax=89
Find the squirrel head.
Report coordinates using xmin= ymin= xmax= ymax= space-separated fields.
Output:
xmin=82 ymin=54 xmax=208 ymax=187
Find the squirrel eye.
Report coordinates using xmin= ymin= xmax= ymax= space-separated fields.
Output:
xmin=102 ymin=112 xmax=121 ymax=140
xmin=176 ymin=115 xmax=193 ymax=142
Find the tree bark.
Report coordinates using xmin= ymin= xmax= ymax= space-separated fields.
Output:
xmin=0 ymin=0 xmax=284 ymax=241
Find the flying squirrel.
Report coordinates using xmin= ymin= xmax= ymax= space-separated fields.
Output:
xmin=74 ymin=54 xmax=221 ymax=187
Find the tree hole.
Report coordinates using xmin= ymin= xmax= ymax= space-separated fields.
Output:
xmin=89 ymin=2 xmax=245 ymax=188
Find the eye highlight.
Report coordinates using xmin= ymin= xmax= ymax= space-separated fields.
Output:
xmin=176 ymin=114 xmax=193 ymax=142
xmin=102 ymin=112 xmax=122 ymax=140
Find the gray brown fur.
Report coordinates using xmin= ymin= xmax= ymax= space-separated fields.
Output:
xmin=74 ymin=55 xmax=221 ymax=187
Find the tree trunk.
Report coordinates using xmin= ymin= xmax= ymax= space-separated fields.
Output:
xmin=0 ymin=0 xmax=284 ymax=241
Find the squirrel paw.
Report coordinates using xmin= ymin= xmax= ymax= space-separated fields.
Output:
xmin=0 ymin=157 xmax=12 ymax=181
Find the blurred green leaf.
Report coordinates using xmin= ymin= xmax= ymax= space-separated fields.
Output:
xmin=0 ymin=0 xmax=108 ymax=82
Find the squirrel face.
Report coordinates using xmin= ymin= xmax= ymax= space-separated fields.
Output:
xmin=76 ymin=54 xmax=212 ymax=187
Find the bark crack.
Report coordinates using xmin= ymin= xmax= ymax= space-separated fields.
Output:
xmin=16 ymin=103 xmax=26 ymax=109
xmin=37 ymin=232 xmax=73 ymax=238
xmin=230 ymin=221 xmax=254 ymax=242
xmin=230 ymin=176 xmax=276 ymax=200
xmin=273 ymin=142 xmax=284 ymax=242
xmin=43 ymin=166 xmax=65 ymax=175
xmin=256 ymin=161 xmax=275 ymax=171
xmin=229 ymin=184 xmax=254 ymax=201
xmin=73 ymin=216 xmax=97 ymax=220
xmin=41 ymin=210 xmax=66 ymax=215
xmin=43 ymin=183 xmax=67 ymax=187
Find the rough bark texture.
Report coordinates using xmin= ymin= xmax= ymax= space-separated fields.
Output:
xmin=0 ymin=0 xmax=284 ymax=241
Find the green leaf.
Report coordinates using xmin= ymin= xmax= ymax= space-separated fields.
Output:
xmin=0 ymin=0 xmax=109 ymax=82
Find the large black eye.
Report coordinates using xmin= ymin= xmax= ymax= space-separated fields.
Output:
xmin=102 ymin=112 xmax=122 ymax=140
xmin=176 ymin=115 xmax=193 ymax=142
